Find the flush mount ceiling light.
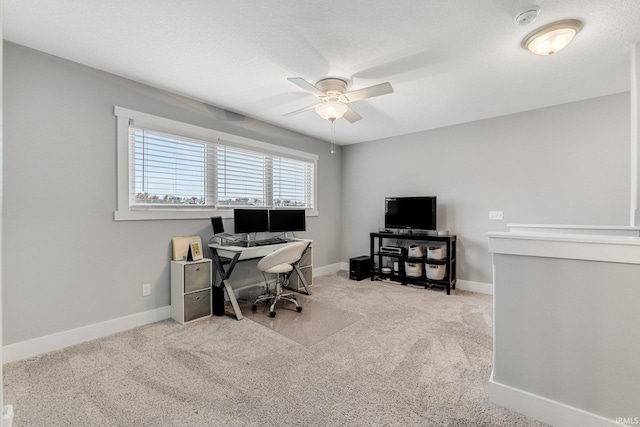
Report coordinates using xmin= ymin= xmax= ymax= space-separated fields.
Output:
xmin=522 ymin=19 xmax=582 ymax=55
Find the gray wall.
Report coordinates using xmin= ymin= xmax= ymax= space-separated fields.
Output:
xmin=340 ymin=93 xmax=630 ymax=284
xmin=3 ymin=42 xmax=342 ymax=345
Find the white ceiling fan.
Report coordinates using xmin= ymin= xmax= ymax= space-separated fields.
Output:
xmin=284 ymin=77 xmax=394 ymax=123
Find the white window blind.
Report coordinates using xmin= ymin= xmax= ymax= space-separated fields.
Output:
xmin=273 ymin=156 xmax=314 ymax=207
xmin=125 ymin=118 xmax=315 ymax=212
xmin=131 ymin=127 xmax=209 ymax=206
xmin=216 ymin=144 xmax=269 ymax=207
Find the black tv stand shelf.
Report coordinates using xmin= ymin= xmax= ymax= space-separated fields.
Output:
xmin=370 ymin=232 xmax=457 ymax=294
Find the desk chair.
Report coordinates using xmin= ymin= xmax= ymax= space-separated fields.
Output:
xmin=252 ymin=241 xmax=309 ymax=317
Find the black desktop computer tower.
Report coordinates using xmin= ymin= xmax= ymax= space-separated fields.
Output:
xmin=350 ymin=256 xmax=372 ymax=281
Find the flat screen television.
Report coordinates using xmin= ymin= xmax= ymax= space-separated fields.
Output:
xmin=269 ymin=209 xmax=306 ymax=232
xmin=385 ymin=196 xmax=437 ymax=231
xmin=233 ymin=209 xmax=269 ymax=234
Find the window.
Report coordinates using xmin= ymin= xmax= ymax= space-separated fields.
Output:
xmin=132 ymin=127 xmax=209 ymax=206
xmin=115 ymin=107 xmax=318 ymax=220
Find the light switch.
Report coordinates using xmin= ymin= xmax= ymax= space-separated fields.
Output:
xmin=489 ymin=211 xmax=504 ymax=220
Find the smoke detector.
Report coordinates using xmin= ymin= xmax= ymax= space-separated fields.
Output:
xmin=515 ymin=7 xmax=540 ymax=26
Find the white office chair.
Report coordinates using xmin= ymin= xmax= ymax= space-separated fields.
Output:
xmin=252 ymin=241 xmax=309 ymax=317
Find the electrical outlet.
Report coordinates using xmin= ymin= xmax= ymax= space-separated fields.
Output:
xmin=142 ymin=283 xmax=151 ymax=296
xmin=489 ymin=211 xmax=504 ymax=220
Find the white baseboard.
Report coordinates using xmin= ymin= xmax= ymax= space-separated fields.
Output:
xmin=456 ymin=279 xmax=493 ymax=295
xmin=489 ymin=375 xmax=618 ymax=427
xmin=3 ymin=306 xmax=171 ymax=364
xmin=314 ymin=262 xmax=343 ymax=277
xmin=2 ymin=405 xmax=14 ymax=427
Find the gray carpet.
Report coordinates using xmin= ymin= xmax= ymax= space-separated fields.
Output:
xmin=3 ymin=272 xmax=548 ymax=426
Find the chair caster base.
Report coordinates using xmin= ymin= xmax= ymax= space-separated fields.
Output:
xmin=296 ymin=307 xmax=302 ymax=312
xmin=269 ymin=311 xmax=276 ymax=318
xmin=251 ymin=305 xmax=257 ymax=311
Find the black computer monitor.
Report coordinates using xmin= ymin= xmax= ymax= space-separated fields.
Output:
xmin=210 ymin=216 xmax=224 ymax=235
xmin=269 ymin=209 xmax=306 ymax=232
xmin=233 ymin=209 xmax=269 ymax=234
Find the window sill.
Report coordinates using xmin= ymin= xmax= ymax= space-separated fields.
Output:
xmin=114 ymin=209 xmax=319 ymax=221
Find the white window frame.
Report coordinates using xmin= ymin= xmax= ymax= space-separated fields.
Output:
xmin=114 ymin=106 xmax=319 ymax=221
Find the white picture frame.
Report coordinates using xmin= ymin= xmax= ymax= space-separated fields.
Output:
xmin=189 ymin=241 xmax=203 ymax=261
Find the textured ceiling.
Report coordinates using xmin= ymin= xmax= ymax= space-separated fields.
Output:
xmin=4 ymin=0 xmax=640 ymax=145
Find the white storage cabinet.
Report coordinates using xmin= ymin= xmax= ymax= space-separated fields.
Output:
xmin=171 ymin=259 xmax=212 ymax=323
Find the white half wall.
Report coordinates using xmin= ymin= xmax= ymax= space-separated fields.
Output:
xmin=632 ymin=42 xmax=640 ymax=226
xmin=0 ymin=1 xmax=6 ymax=420
xmin=488 ymin=230 xmax=640 ymax=425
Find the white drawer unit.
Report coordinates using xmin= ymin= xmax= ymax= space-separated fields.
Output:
xmin=171 ymin=259 xmax=212 ymax=324
xmin=287 ymin=245 xmax=313 ymax=292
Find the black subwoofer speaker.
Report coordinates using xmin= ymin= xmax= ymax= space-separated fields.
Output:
xmin=349 ymin=256 xmax=372 ymax=281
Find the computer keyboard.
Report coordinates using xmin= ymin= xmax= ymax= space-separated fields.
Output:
xmin=216 ymin=233 xmax=236 ymax=239
xmin=247 ymin=237 xmax=287 ymax=247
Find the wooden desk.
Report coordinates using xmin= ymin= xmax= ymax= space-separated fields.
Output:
xmin=208 ymin=239 xmax=312 ymax=320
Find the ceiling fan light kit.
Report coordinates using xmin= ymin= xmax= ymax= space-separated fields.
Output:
xmin=285 ymin=76 xmax=394 ymax=153
xmin=315 ymin=101 xmax=348 ymax=121
xmin=284 ymin=77 xmax=394 ymax=123
xmin=522 ymin=19 xmax=582 ymax=55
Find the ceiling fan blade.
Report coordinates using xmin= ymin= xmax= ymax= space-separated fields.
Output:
xmin=282 ymin=103 xmax=319 ymax=116
xmin=343 ymin=107 xmax=363 ymax=123
xmin=287 ymin=77 xmax=327 ymax=98
xmin=341 ymin=82 xmax=394 ymax=103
